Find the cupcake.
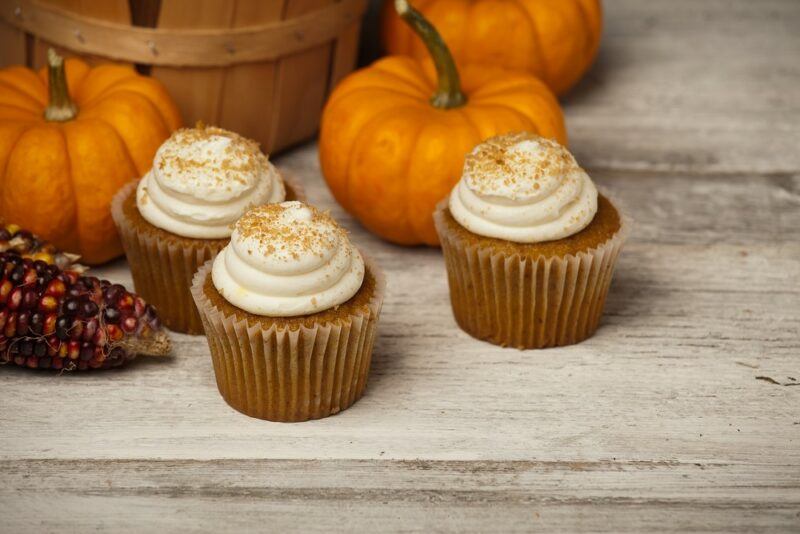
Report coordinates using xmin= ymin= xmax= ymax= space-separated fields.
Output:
xmin=191 ymin=201 xmax=385 ymax=422
xmin=434 ymin=132 xmax=629 ymax=349
xmin=111 ymin=124 xmax=304 ymax=334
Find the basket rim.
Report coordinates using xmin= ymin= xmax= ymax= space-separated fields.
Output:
xmin=1 ymin=0 xmax=367 ymax=67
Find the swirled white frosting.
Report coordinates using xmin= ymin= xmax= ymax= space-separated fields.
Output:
xmin=137 ymin=125 xmax=285 ymax=239
xmin=449 ymin=133 xmax=598 ymax=243
xmin=212 ymin=201 xmax=365 ymax=317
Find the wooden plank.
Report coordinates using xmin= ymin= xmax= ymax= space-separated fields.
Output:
xmin=150 ymin=0 xmax=236 ymax=126
xmin=215 ymin=0 xmax=285 ymax=152
xmin=0 ymin=0 xmax=365 ymax=67
xmin=1 ymin=459 xmax=798 ymax=533
xmin=0 ymin=159 xmax=797 ymax=465
xmin=269 ymin=0 xmax=334 ymax=153
xmin=0 ymin=20 xmax=27 ymax=66
xmin=0 ymin=246 xmax=797 ymax=463
xmin=2 ymin=496 xmax=798 ymax=534
xmin=327 ymin=20 xmax=361 ymax=92
xmin=0 ymin=160 xmax=798 ymax=531
xmin=565 ymin=0 xmax=800 ymax=175
xmin=28 ymin=0 xmax=131 ymax=68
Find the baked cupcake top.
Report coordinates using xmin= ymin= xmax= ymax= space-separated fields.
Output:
xmin=136 ymin=124 xmax=285 ymax=239
xmin=211 ymin=201 xmax=365 ymax=317
xmin=448 ymin=132 xmax=597 ymax=243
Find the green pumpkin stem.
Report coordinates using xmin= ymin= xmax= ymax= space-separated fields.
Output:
xmin=44 ymin=49 xmax=78 ymax=122
xmin=394 ymin=0 xmax=466 ymax=109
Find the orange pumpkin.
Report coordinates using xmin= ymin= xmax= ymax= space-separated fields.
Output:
xmin=320 ymin=0 xmax=566 ymax=246
xmin=0 ymin=50 xmax=181 ymax=264
xmin=381 ymin=0 xmax=602 ymax=95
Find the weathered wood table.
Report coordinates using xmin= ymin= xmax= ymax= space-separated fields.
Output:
xmin=2 ymin=1 xmax=798 ymax=532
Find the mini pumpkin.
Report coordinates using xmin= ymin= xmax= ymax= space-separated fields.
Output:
xmin=320 ymin=0 xmax=567 ymax=246
xmin=0 ymin=50 xmax=181 ymax=265
xmin=381 ymin=0 xmax=602 ymax=95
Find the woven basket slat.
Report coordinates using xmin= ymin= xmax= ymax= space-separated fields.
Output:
xmin=0 ymin=0 xmax=365 ymax=153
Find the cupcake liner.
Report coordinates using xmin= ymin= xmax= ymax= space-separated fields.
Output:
xmin=190 ymin=252 xmax=386 ymax=422
xmin=110 ymin=174 xmax=305 ymax=335
xmin=434 ymin=198 xmax=631 ymax=349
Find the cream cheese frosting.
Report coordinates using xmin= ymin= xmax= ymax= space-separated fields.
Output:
xmin=212 ymin=201 xmax=365 ymax=317
xmin=448 ymin=132 xmax=598 ymax=243
xmin=137 ymin=124 xmax=285 ymax=239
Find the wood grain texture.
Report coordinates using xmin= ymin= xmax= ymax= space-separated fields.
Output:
xmin=1 ymin=459 xmax=798 ymax=533
xmin=0 ymin=19 xmax=26 ymax=66
xmin=28 ymin=0 xmax=132 ymax=68
xmin=1 ymin=0 xmax=799 ymax=532
xmin=1 ymin=156 xmax=797 ymax=532
xmin=0 ymin=0 xmax=366 ymax=66
xmin=150 ymin=0 xmax=235 ymax=127
xmin=270 ymin=0 xmax=335 ymax=151
xmin=565 ymin=0 xmax=800 ymax=175
xmin=216 ymin=0 xmax=285 ymax=151
xmin=328 ymin=20 xmax=361 ymax=91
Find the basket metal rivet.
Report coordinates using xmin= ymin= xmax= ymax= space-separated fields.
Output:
xmin=74 ymin=29 xmax=85 ymax=43
xmin=13 ymin=6 xmax=22 ymax=19
xmin=147 ymin=40 xmax=158 ymax=56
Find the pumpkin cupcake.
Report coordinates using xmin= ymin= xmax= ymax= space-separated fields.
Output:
xmin=111 ymin=124 xmax=304 ymax=334
xmin=434 ymin=132 xmax=629 ymax=349
xmin=191 ymin=201 xmax=385 ymax=422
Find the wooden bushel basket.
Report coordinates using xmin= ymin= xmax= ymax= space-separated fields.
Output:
xmin=0 ymin=0 xmax=367 ymax=153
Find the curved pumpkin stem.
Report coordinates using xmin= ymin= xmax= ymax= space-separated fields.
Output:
xmin=44 ymin=49 xmax=78 ymax=122
xmin=394 ymin=0 xmax=466 ymax=109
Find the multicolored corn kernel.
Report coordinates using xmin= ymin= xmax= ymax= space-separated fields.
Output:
xmin=0 ymin=252 xmax=169 ymax=371
xmin=0 ymin=222 xmax=83 ymax=271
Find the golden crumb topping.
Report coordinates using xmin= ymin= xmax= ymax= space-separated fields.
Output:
xmin=156 ymin=122 xmax=270 ymax=190
xmin=234 ymin=202 xmax=348 ymax=260
xmin=464 ymin=132 xmax=580 ymax=198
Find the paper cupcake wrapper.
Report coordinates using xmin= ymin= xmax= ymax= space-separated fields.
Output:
xmin=434 ymin=199 xmax=631 ymax=349
xmin=190 ymin=253 xmax=386 ymax=422
xmin=110 ymin=174 xmax=305 ymax=335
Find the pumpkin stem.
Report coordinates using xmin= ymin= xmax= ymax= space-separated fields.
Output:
xmin=394 ymin=0 xmax=466 ymax=109
xmin=44 ymin=49 xmax=78 ymax=122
